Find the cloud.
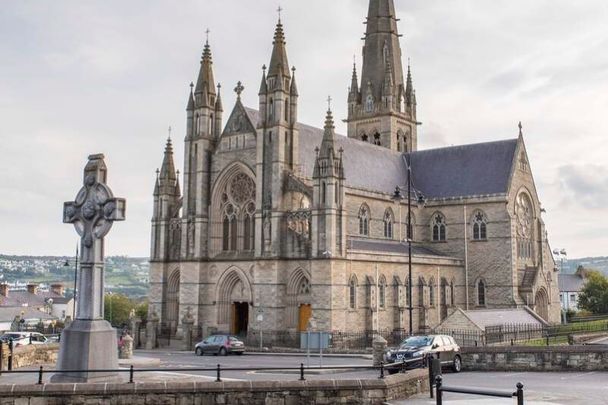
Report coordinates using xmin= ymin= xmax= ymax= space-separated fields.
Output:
xmin=558 ymin=165 xmax=608 ymax=210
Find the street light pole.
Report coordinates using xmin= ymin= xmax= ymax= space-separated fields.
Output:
xmin=406 ymin=164 xmax=413 ymax=337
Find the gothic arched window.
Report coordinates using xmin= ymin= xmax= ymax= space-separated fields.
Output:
xmin=359 ymin=205 xmax=370 ymax=236
xmin=477 ymin=279 xmax=486 ymax=306
xmin=473 ymin=211 xmax=487 ymax=240
xmin=418 ymin=277 xmax=426 ymax=307
xmin=222 ymin=205 xmax=237 ymax=251
xmin=216 ymin=169 xmax=256 ymax=253
xmin=383 ymin=209 xmax=393 ymax=239
xmin=373 ymin=133 xmax=381 ymax=146
xmin=269 ymin=98 xmax=274 ymax=121
xmin=429 ymin=277 xmax=435 ymax=307
xmin=285 ymin=99 xmax=289 ymax=121
xmin=432 ymin=213 xmax=447 ymax=241
xmin=361 ymin=133 xmax=369 ymax=142
xmin=321 ymin=181 xmax=326 ymax=204
xmin=349 ymin=276 xmax=357 ymax=309
xmin=379 ymin=276 xmax=387 ymax=309
xmin=516 ymin=193 xmax=533 ymax=259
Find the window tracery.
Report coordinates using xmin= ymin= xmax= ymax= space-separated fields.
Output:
xmin=472 ymin=211 xmax=487 ymax=240
xmin=218 ymin=170 xmax=256 ymax=252
xmin=516 ymin=193 xmax=533 ymax=259
xmin=359 ymin=205 xmax=370 ymax=236
xmin=432 ymin=213 xmax=446 ymax=241
xmin=383 ymin=209 xmax=393 ymax=239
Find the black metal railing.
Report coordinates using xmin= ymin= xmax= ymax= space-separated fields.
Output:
xmin=0 ymin=358 xmax=420 ymax=385
xmin=435 ymin=375 xmax=524 ymax=405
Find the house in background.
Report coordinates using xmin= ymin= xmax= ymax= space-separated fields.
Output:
xmin=0 ymin=283 xmax=74 ymax=321
xmin=558 ymin=267 xmax=588 ymax=312
xmin=0 ymin=307 xmax=56 ymax=333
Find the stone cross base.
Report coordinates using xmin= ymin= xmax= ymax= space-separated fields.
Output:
xmin=51 ymin=320 xmax=120 ymax=383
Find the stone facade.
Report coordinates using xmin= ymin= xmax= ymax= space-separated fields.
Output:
xmin=148 ymin=0 xmax=560 ymax=340
xmin=0 ymin=343 xmax=58 ymax=370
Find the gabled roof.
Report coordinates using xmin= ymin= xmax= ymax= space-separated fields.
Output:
xmin=0 ymin=306 xmax=56 ymax=323
xmin=558 ymin=273 xmax=586 ymax=293
xmin=242 ymin=107 xmax=518 ymax=198
xmin=460 ymin=308 xmax=546 ymax=329
xmin=0 ymin=290 xmax=66 ymax=308
xmin=407 ymin=140 xmax=518 ymax=199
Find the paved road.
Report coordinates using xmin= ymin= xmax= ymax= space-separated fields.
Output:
xmin=0 ymin=350 xmax=378 ymax=384
xmin=393 ymin=371 xmax=608 ymax=405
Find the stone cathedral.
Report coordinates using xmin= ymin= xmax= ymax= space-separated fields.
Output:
xmin=149 ymin=0 xmax=560 ymax=339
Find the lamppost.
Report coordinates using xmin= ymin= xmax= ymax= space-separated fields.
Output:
xmin=553 ymin=248 xmax=568 ymax=272
xmin=63 ymin=244 xmax=79 ymax=319
xmin=392 ymin=161 xmax=425 ymax=337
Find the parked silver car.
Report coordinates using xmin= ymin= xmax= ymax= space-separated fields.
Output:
xmin=0 ymin=332 xmax=48 ymax=347
xmin=195 ymin=335 xmax=245 ymax=356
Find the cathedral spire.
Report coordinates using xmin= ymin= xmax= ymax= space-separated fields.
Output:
xmin=194 ymin=36 xmax=216 ymax=107
xmin=405 ymin=62 xmax=414 ymax=105
xmin=267 ymin=16 xmax=291 ymax=81
xmin=360 ymin=0 xmax=404 ymax=103
xmin=186 ymin=82 xmax=195 ymax=111
xmin=259 ymin=65 xmax=268 ymax=95
xmin=349 ymin=60 xmax=359 ymax=102
xmin=290 ymin=66 xmax=299 ymax=96
xmin=159 ymin=135 xmax=177 ymax=183
xmin=215 ymin=83 xmax=223 ymax=112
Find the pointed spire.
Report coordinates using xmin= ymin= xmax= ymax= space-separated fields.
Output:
xmin=215 ymin=83 xmax=223 ymax=112
xmin=153 ymin=168 xmax=160 ymax=196
xmin=290 ymin=66 xmax=299 ymax=96
xmin=405 ymin=61 xmax=414 ymax=105
xmin=349 ymin=59 xmax=359 ymax=102
xmin=320 ymin=97 xmax=336 ymax=157
xmin=360 ymin=0 xmax=405 ymax=105
xmin=267 ymin=16 xmax=291 ymax=80
xmin=194 ymin=34 xmax=216 ymax=107
xmin=259 ymin=65 xmax=268 ymax=95
xmin=187 ymin=82 xmax=195 ymax=111
xmin=159 ymin=134 xmax=177 ymax=182
xmin=175 ymin=170 xmax=181 ymax=197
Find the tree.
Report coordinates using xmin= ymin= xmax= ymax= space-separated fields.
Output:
xmin=135 ymin=299 xmax=148 ymax=323
xmin=577 ymin=271 xmax=608 ymax=314
xmin=104 ymin=293 xmax=135 ymax=327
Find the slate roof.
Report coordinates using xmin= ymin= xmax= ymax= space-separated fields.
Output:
xmin=243 ymin=107 xmax=518 ymax=198
xmin=0 ymin=307 xmax=56 ymax=323
xmin=558 ymin=273 xmax=586 ymax=293
xmin=348 ymin=238 xmax=447 ymax=257
xmin=0 ymin=291 xmax=65 ymax=308
xmin=462 ymin=308 xmax=546 ymax=329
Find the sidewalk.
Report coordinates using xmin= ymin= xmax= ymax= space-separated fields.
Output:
xmin=135 ymin=348 xmax=373 ymax=360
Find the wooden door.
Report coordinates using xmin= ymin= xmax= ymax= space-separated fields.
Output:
xmin=298 ymin=304 xmax=312 ymax=332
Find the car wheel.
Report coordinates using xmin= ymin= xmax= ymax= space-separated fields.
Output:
xmin=452 ymin=355 xmax=462 ymax=373
xmin=219 ymin=347 xmax=227 ymax=356
xmin=235 ymin=352 xmax=243 ymax=355
xmin=195 ymin=347 xmax=203 ymax=356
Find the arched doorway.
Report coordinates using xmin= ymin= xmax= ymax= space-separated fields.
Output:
xmin=287 ymin=269 xmax=312 ymax=331
xmin=217 ymin=267 xmax=252 ymax=336
xmin=534 ymin=288 xmax=549 ymax=322
xmin=165 ymin=269 xmax=180 ymax=334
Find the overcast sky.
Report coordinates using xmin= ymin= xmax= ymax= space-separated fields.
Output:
xmin=1 ymin=0 xmax=607 ymax=259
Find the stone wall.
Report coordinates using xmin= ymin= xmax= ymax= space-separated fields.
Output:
xmin=0 ymin=369 xmax=428 ymax=405
xmin=461 ymin=346 xmax=608 ymax=372
xmin=0 ymin=343 xmax=59 ymax=370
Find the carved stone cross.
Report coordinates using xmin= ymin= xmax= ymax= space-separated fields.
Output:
xmin=234 ymin=81 xmax=245 ymax=98
xmin=63 ymin=154 xmax=125 ymax=319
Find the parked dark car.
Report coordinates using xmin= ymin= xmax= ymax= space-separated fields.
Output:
xmin=195 ymin=335 xmax=245 ymax=356
xmin=384 ymin=334 xmax=461 ymax=374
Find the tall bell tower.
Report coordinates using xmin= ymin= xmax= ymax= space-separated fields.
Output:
xmin=346 ymin=0 xmax=418 ymax=153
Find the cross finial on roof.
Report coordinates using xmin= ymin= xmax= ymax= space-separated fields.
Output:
xmin=518 ymin=121 xmax=523 ymax=137
xmin=168 ymin=125 xmax=172 ymax=140
xmin=234 ymin=81 xmax=245 ymax=98
xmin=277 ymin=5 xmax=283 ymax=22
xmin=205 ymin=28 xmax=210 ymax=45
xmin=327 ymin=95 xmax=332 ymax=111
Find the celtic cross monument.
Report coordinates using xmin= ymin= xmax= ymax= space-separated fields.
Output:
xmin=52 ymin=154 xmax=126 ymax=383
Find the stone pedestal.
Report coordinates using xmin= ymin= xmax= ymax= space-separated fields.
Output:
xmin=130 ymin=316 xmax=142 ymax=349
xmin=146 ymin=316 xmax=159 ymax=350
xmin=182 ymin=320 xmax=194 ymax=351
xmin=372 ymin=335 xmax=387 ymax=367
xmin=51 ymin=320 xmax=120 ymax=383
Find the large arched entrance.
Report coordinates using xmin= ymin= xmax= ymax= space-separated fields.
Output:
xmin=534 ymin=288 xmax=549 ymax=322
xmin=217 ymin=267 xmax=252 ymax=336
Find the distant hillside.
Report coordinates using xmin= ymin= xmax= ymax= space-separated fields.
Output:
xmin=0 ymin=255 xmax=149 ymax=299
xmin=560 ymin=256 xmax=608 ymax=276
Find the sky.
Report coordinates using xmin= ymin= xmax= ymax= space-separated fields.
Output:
xmin=0 ymin=0 xmax=607 ymax=259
